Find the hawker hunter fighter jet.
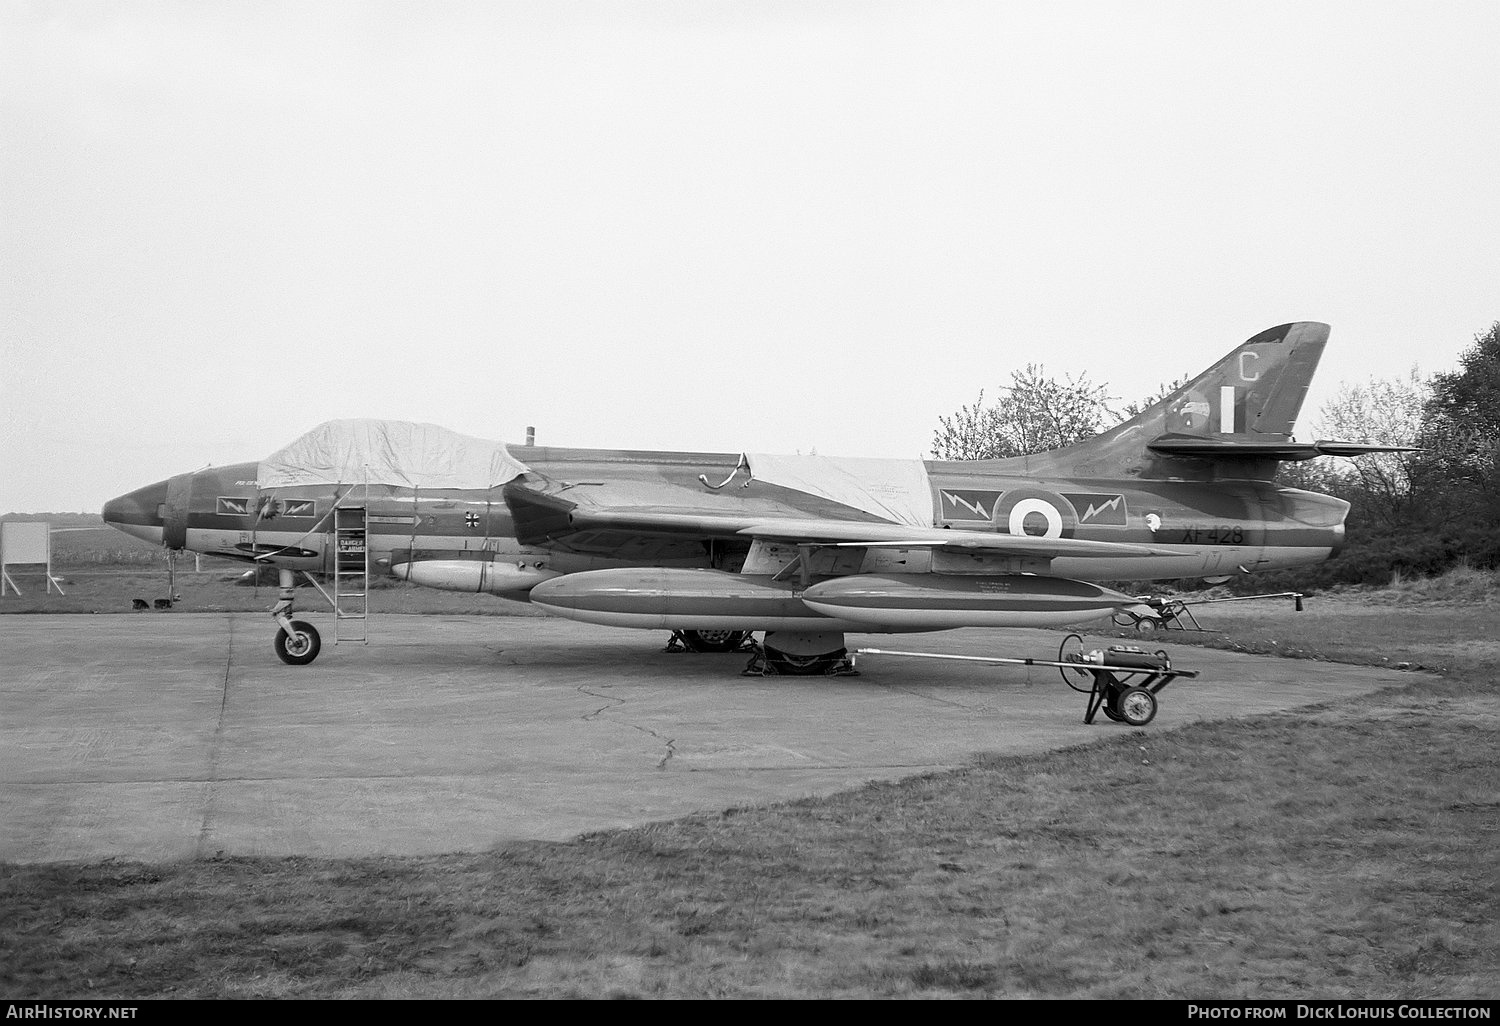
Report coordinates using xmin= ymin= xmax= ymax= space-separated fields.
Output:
xmin=103 ymin=322 xmax=1404 ymax=673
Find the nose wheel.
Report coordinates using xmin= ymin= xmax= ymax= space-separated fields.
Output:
xmin=274 ymin=619 xmax=322 ymax=665
xmin=270 ymin=568 xmax=324 ymax=665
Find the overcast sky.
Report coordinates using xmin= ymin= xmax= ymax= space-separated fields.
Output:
xmin=3 ymin=1 xmax=1498 ymax=512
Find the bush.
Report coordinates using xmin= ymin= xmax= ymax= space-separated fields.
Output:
xmin=1224 ymin=522 xmax=1500 ymax=596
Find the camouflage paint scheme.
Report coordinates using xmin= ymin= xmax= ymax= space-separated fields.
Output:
xmin=104 ymin=323 xmax=1391 ymax=650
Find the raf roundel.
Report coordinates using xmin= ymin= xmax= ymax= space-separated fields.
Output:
xmin=993 ymin=488 xmax=1077 ymax=539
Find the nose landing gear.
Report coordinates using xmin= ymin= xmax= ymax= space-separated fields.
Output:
xmin=274 ymin=619 xmax=322 ymax=665
xmin=270 ymin=568 xmax=323 ymax=665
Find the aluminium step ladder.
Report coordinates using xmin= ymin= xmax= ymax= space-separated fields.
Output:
xmin=332 ymin=505 xmax=369 ymax=644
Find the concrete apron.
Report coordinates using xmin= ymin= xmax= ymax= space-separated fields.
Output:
xmin=0 ymin=613 xmax=1408 ymax=863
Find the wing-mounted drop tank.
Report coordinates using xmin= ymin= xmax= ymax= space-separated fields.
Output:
xmin=392 ymin=559 xmax=562 ymax=595
xmin=529 ymin=567 xmax=1150 ymax=632
xmin=800 ymin=574 xmax=1152 ymax=629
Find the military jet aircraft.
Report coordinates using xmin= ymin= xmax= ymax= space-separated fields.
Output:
xmin=102 ymin=321 xmax=1405 ymax=673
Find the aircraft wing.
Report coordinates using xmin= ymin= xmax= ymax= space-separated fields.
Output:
xmin=554 ymin=508 xmax=1171 ymax=559
xmin=504 ymin=482 xmax=1174 ymax=560
xmin=736 ymin=518 xmax=1172 ymax=558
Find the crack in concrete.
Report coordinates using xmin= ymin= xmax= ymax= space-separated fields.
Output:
xmin=576 ymin=685 xmax=676 ymax=768
xmin=632 ymin=724 xmax=676 ymax=770
xmin=576 ymin=684 xmax=623 ymax=721
xmin=194 ymin=613 xmax=234 ymax=859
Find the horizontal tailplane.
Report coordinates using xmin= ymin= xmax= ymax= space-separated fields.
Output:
xmin=1146 ymin=436 xmax=1421 ymax=462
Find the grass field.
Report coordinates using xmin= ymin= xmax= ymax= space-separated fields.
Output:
xmin=0 ymin=520 xmax=547 ymax=617
xmin=1 ymin=559 xmax=1496 ymax=998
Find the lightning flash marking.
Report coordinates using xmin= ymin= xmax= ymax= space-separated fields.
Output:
xmin=942 ymin=491 xmax=992 ymax=518
xmin=1082 ymin=495 xmax=1125 ymax=522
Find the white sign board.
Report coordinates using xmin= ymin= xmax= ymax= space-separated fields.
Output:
xmin=1 ymin=522 xmax=50 ymax=564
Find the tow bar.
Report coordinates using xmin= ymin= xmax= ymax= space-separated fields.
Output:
xmin=853 ymin=633 xmax=1199 ymax=727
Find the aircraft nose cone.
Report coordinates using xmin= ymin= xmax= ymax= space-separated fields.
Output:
xmin=102 ymin=479 xmax=168 ymax=544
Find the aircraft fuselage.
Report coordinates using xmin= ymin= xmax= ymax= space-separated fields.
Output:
xmin=98 ymin=321 xmax=1381 ymax=674
xmin=103 ymin=443 xmax=1346 ymax=588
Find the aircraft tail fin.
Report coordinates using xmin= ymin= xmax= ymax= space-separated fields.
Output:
xmin=1156 ymin=320 xmax=1328 ymax=439
xmin=1019 ymin=321 xmax=1338 ymax=480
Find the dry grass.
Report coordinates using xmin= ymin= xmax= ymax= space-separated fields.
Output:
xmin=1377 ymin=562 xmax=1500 ymax=605
xmin=1118 ymin=568 xmax=1500 ymax=681
xmin=2 ymin=573 xmax=1497 ymax=999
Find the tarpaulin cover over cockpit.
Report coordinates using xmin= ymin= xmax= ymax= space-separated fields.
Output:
xmin=743 ymin=453 xmax=934 ymax=527
xmin=258 ymin=420 xmax=530 ymax=490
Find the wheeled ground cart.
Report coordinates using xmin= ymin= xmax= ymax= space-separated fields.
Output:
xmin=1055 ymin=633 xmax=1199 ymax=726
xmin=1111 ymin=591 xmax=1305 ymax=632
xmin=853 ymin=636 xmax=1199 ymax=727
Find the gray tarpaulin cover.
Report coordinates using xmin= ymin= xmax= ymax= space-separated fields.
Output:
xmin=744 ymin=453 xmax=934 ymax=527
xmin=258 ymin=420 xmax=529 ymax=490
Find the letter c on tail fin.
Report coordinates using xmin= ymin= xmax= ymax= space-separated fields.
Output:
xmin=1166 ymin=322 xmax=1330 ymax=439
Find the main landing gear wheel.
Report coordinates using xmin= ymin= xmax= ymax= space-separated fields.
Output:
xmin=1116 ymin=685 xmax=1158 ymax=727
xmin=274 ymin=620 xmax=322 ymax=665
xmin=745 ymin=631 xmax=857 ymax=676
xmin=762 ymin=648 xmax=847 ymax=676
xmin=680 ymin=629 xmax=751 ymax=653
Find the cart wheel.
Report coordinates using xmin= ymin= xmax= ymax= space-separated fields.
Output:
xmin=274 ymin=620 xmax=321 ymax=665
xmin=1135 ymin=617 xmax=1159 ymax=632
xmin=1117 ymin=686 xmax=1157 ymax=726
xmin=1057 ymin=633 xmax=1090 ymax=689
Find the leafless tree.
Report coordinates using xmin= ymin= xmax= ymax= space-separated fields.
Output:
xmin=931 ymin=365 xmax=1116 ymax=460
